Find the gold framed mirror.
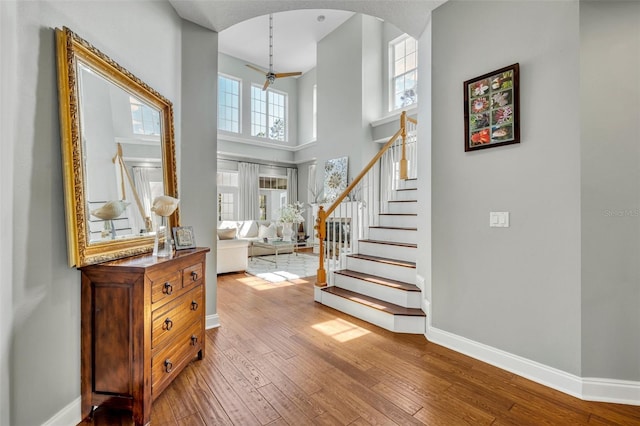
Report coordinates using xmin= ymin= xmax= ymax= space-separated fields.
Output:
xmin=56 ymin=27 xmax=179 ymax=267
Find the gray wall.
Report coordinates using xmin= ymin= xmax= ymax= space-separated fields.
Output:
xmin=431 ymin=0 xmax=582 ymax=374
xmin=580 ymin=0 xmax=640 ymax=380
xmin=181 ymin=20 xmax=219 ymax=322
xmin=0 ymin=1 xmax=182 ymax=424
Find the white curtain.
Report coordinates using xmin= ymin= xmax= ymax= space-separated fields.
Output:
xmin=238 ymin=162 xmax=260 ymax=220
xmin=286 ymin=167 xmax=298 ymax=205
xmin=132 ymin=167 xmax=153 ymax=215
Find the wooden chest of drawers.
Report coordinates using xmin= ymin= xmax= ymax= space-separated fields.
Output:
xmin=79 ymin=247 xmax=210 ymax=426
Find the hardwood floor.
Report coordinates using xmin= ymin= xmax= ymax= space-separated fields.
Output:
xmin=85 ymin=272 xmax=640 ymax=425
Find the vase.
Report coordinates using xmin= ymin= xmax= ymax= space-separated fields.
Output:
xmin=281 ymin=222 xmax=294 ymax=242
xmin=153 ymin=215 xmax=173 ymax=257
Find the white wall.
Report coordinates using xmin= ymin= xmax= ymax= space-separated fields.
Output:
xmin=580 ymin=0 xmax=640 ymax=381
xmin=431 ymin=0 xmax=582 ymax=374
xmin=297 ymin=68 xmax=317 ymax=145
xmin=0 ymin=1 xmax=182 ymax=424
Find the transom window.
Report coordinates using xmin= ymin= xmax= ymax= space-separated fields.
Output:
xmin=251 ymin=85 xmax=287 ymax=141
xmin=390 ymin=36 xmax=418 ymax=111
xmin=130 ymin=96 xmax=160 ymax=136
xmin=259 ymin=176 xmax=288 ymax=189
xmin=218 ymin=74 xmax=240 ymax=133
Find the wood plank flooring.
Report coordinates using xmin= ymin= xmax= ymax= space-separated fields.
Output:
xmin=85 ymin=273 xmax=640 ymax=425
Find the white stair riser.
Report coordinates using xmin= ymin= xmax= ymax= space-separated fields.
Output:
xmin=333 ymin=274 xmax=422 ymax=308
xmin=359 ymin=242 xmax=416 ymax=263
xmin=369 ymin=228 xmax=417 ymax=245
xmin=387 ymin=201 xmax=417 ymax=214
xmin=319 ymin=291 xmax=425 ymax=334
xmin=398 ymin=179 xmax=417 ymax=190
xmin=393 ymin=189 xmax=417 ymax=201
xmin=379 ymin=215 xmax=417 ymax=228
xmin=346 ymin=257 xmax=415 ymax=284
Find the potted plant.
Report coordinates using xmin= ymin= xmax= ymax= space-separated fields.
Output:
xmin=278 ymin=202 xmax=305 ymax=242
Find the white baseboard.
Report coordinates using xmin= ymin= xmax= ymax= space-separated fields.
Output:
xmin=206 ymin=314 xmax=220 ymax=329
xmin=425 ymin=324 xmax=640 ymax=406
xmin=42 ymin=397 xmax=80 ymax=426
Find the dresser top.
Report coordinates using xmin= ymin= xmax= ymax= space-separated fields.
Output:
xmin=81 ymin=247 xmax=210 ymax=271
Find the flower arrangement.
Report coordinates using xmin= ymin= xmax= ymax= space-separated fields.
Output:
xmin=278 ymin=201 xmax=305 ymax=223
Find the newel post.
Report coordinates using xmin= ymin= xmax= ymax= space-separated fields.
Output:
xmin=400 ymin=110 xmax=408 ymax=180
xmin=315 ymin=206 xmax=327 ymax=286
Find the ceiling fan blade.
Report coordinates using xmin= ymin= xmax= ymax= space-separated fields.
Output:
xmin=274 ymin=72 xmax=302 ymax=78
xmin=262 ymin=79 xmax=270 ymax=91
xmin=246 ymin=64 xmax=268 ymax=75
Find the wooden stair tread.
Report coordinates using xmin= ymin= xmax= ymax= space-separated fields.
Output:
xmin=348 ymin=253 xmax=416 ymax=269
xmin=335 ymin=270 xmax=420 ymax=292
xmin=322 ymin=287 xmax=425 ymax=317
xmin=369 ymin=226 xmax=417 ymax=231
xmin=359 ymin=239 xmax=417 ymax=248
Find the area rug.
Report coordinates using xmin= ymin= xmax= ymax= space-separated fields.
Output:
xmin=246 ymin=253 xmax=318 ymax=282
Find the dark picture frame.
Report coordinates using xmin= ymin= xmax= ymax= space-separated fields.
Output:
xmin=172 ymin=226 xmax=196 ymax=250
xmin=464 ymin=63 xmax=520 ymax=152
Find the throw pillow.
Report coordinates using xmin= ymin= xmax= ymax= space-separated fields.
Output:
xmin=258 ymin=223 xmax=277 ymax=239
xmin=217 ymin=228 xmax=237 ymax=240
xmin=238 ymin=221 xmax=258 ymax=238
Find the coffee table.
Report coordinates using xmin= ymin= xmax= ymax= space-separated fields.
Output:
xmin=250 ymin=240 xmax=296 ymax=267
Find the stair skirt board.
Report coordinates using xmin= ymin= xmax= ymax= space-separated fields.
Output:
xmin=334 ymin=271 xmax=422 ymax=309
xmin=358 ymin=240 xmax=417 ymax=262
xmin=318 ymin=288 xmax=426 ymax=334
xmin=346 ymin=255 xmax=416 ymax=284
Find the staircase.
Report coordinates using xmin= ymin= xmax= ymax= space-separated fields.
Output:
xmin=314 ymin=178 xmax=425 ymax=334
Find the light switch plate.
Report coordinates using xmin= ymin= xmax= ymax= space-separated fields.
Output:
xmin=490 ymin=211 xmax=509 ymax=227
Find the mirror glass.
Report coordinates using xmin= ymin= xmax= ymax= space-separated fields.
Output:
xmin=57 ymin=27 xmax=179 ymax=267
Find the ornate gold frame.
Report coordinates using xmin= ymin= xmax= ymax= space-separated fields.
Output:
xmin=56 ymin=27 xmax=179 ymax=267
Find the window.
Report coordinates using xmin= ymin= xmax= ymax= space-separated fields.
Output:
xmin=251 ymin=85 xmax=287 ymax=141
xmin=259 ymin=195 xmax=267 ymax=220
xmin=259 ymin=176 xmax=288 ymax=189
xmin=258 ymin=175 xmax=288 ymax=220
xmin=217 ymin=171 xmax=239 ymax=221
xmin=218 ymin=75 xmax=240 ymax=133
xmin=217 ymin=193 xmax=235 ymax=221
xmin=130 ymin=96 xmax=161 ymax=135
xmin=390 ymin=36 xmax=418 ymax=111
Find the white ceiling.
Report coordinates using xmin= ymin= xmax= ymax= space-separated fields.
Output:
xmin=218 ymin=10 xmax=355 ymax=74
xmin=169 ymin=1 xmax=446 ymax=74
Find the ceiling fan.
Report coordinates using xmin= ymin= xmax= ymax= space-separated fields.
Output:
xmin=246 ymin=14 xmax=302 ymax=91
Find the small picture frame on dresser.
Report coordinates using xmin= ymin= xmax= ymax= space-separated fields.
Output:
xmin=172 ymin=226 xmax=196 ymax=250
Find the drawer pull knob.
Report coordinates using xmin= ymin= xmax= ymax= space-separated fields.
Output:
xmin=191 ymin=270 xmax=198 ymax=281
xmin=191 ymin=335 xmax=198 ymax=345
xmin=164 ymin=318 xmax=173 ymax=331
xmin=164 ymin=359 xmax=173 ymax=373
xmin=191 ymin=300 xmax=199 ymax=311
xmin=163 ymin=282 xmax=173 ymax=295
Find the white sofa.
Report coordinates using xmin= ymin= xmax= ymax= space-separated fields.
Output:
xmin=216 ymin=220 xmax=295 ymax=274
xmin=216 ymin=238 xmax=249 ymax=274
